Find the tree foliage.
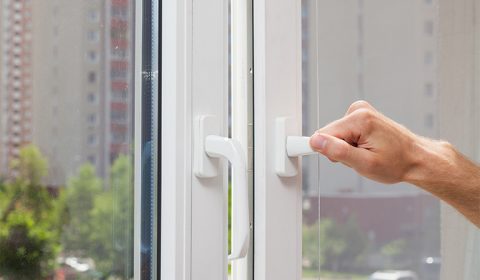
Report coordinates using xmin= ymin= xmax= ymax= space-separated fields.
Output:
xmin=0 ymin=211 xmax=60 ymax=279
xmin=109 ymin=155 xmax=134 ymax=277
xmin=303 ymin=217 xmax=369 ymax=273
xmin=380 ymin=238 xmax=408 ymax=269
xmin=62 ymin=155 xmax=133 ymax=278
xmin=0 ymin=145 xmax=134 ymax=279
xmin=62 ymin=164 xmax=102 ymax=254
xmin=0 ymin=145 xmax=62 ymax=278
xmin=320 ymin=217 xmax=369 ymax=272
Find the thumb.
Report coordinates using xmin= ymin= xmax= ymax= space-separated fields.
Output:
xmin=310 ymin=133 xmax=368 ymax=168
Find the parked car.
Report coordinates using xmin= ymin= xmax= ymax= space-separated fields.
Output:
xmin=369 ymin=270 xmax=419 ymax=280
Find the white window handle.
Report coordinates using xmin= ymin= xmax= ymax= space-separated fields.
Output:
xmin=205 ymin=135 xmax=250 ymax=260
xmin=194 ymin=115 xmax=250 ymax=260
xmin=286 ymin=136 xmax=316 ymax=157
xmin=275 ymin=117 xmax=317 ymax=177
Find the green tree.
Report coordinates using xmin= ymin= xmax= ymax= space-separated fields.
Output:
xmin=303 ymin=222 xmax=320 ymax=270
xmin=89 ymin=192 xmax=114 ymax=274
xmin=320 ymin=219 xmax=347 ymax=271
xmin=0 ymin=211 xmax=60 ymax=279
xmin=4 ymin=145 xmax=52 ymax=222
xmin=0 ymin=178 xmax=9 ymax=216
xmin=109 ymin=155 xmax=134 ymax=277
xmin=381 ymin=239 xmax=407 ymax=269
xmin=62 ymin=164 xmax=102 ymax=255
xmin=89 ymin=155 xmax=134 ymax=277
xmin=62 ymin=156 xmax=134 ymax=278
xmin=11 ymin=144 xmax=48 ymax=185
xmin=320 ymin=217 xmax=369 ymax=272
xmin=0 ymin=145 xmax=63 ymax=278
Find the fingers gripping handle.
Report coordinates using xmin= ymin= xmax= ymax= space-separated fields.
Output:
xmin=205 ymin=136 xmax=250 ymax=260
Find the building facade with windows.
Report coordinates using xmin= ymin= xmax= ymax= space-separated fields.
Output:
xmin=30 ymin=0 xmax=107 ymax=186
xmin=107 ymin=0 xmax=134 ymax=164
xmin=0 ymin=0 xmax=34 ymax=178
xmin=0 ymin=0 xmax=134 ymax=186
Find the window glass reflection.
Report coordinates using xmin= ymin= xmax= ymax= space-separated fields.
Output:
xmin=301 ymin=1 xmax=440 ymax=279
xmin=0 ymin=0 xmax=135 ymax=278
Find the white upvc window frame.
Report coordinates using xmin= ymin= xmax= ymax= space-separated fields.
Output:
xmin=253 ymin=0 xmax=303 ymax=279
xmin=231 ymin=0 xmax=254 ymax=278
xmin=160 ymin=0 xmax=230 ymax=279
xmin=251 ymin=0 xmax=480 ymax=279
xmin=154 ymin=0 xmax=480 ymax=279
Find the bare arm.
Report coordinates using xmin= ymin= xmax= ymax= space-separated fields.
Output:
xmin=310 ymin=100 xmax=480 ymax=228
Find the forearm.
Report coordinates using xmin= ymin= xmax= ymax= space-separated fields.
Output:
xmin=406 ymin=138 xmax=480 ymax=228
xmin=312 ymin=101 xmax=480 ymax=227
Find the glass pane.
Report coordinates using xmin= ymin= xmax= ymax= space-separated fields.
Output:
xmin=302 ymin=0 xmax=441 ymax=279
xmin=0 ymin=1 xmax=135 ymax=278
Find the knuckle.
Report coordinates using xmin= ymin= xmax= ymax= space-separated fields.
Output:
xmin=357 ymin=108 xmax=375 ymax=119
xmin=348 ymin=100 xmax=371 ymax=112
xmin=353 ymin=108 xmax=376 ymax=129
xmin=347 ymin=100 xmax=373 ymax=115
xmin=439 ymin=140 xmax=453 ymax=151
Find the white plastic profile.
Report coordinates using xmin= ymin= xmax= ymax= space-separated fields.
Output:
xmin=205 ymin=135 xmax=250 ymax=260
xmin=286 ymin=136 xmax=315 ymax=157
xmin=194 ymin=115 xmax=250 ymax=260
xmin=275 ymin=117 xmax=317 ymax=177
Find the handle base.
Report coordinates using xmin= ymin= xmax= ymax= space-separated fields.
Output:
xmin=275 ymin=117 xmax=299 ymax=177
xmin=194 ymin=115 xmax=219 ymax=178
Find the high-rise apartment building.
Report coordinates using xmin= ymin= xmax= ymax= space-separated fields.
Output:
xmin=0 ymin=0 xmax=34 ymax=178
xmin=0 ymin=3 xmax=3 ymax=175
xmin=31 ymin=1 xmax=107 ymax=186
xmin=0 ymin=1 xmax=134 ymax=186
xmin=107 ymin=0 xmax=134 ymax=163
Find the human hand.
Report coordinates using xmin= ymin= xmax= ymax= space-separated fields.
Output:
xmin=309 ymin=100 xmax=426 ymax=184
xmin=310 ymin=100 xmax=480 ymax=227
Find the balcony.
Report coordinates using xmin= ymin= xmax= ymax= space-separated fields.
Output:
xmin=111 ymin=81 xmax=128 ymax=91
xmin=111 ymin=60 xmax=128 ymax=69
xmin=111 ymin=19 xmax=128 ymax=29
xmin=11 ymin=136 xmax=21 ymax=144
xmin=111 ymin=0 xmax=128 ymax=7
xmin=111 ymin=102 xmax=127 ymax=111
xmin=111 ymin=123 xmax=127 ymax=133
xmin=110 ymin=39 xmax=128 ymax=49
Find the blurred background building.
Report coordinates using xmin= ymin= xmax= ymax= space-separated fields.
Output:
xmin=301 ymin=0 xmax=440 ymax=275
xmin=0 ymin=0 xmax=134 ymax=187
xmin=302 ymin=0 xmax=438 ymax=196
xmin=0 ymin=0 xmax=34 ymax=179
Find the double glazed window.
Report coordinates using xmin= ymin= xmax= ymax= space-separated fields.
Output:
xmin=0 ymin=0 xmax=479 ymax=280
xmin=0 ymin=0 xmax=136 ymax=278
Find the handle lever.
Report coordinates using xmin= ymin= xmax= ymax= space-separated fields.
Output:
xmin=275 ymin=117 xmax=318 ymax=177
xmin=194 ymin=115 xmax=250 ymax=261
xmin=286 ymin=136 xmax=316 ymax=157
xmin=205 ymin=136 xmax=250 ymax=260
